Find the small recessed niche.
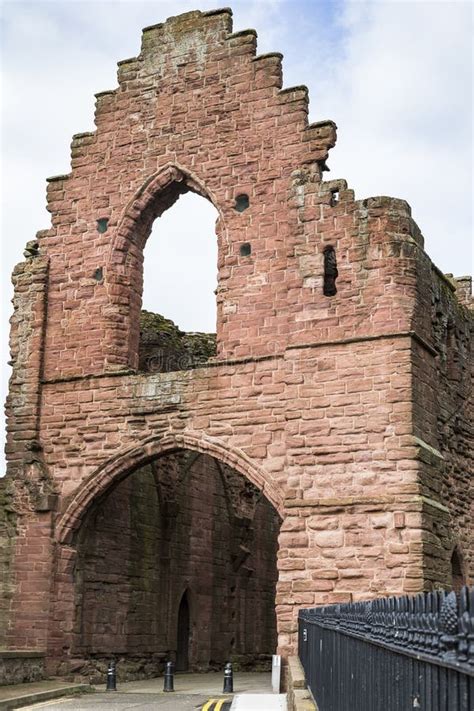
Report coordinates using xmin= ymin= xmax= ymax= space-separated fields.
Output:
xmin=96 ymin=218 xmax=109 ymax=233
xmin=235 ymin=194 xmax=250 ymax=212
xmin=93 ymin=267 xmax=103 ymax=282
xmin=330 ymin=190 xmax=340 ymax=207
xmin=239 ymin=242 xmax=251 ymax=257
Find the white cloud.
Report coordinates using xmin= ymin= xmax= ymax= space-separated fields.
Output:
xmin=307 ymin=0 xmax=473 ymax=274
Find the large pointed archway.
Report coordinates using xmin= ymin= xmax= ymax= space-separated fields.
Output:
xmin=55 ymin=444 xmax=281 ymax=679
xmin=56 ymin=433 xmax=285 ymax=544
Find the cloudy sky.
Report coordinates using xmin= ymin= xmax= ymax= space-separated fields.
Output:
xmin=0 ymin=0 xmax=472 ymax=468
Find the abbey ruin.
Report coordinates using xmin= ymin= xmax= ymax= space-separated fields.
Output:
xmin=1 ymin=8 xmax=472 ymax=683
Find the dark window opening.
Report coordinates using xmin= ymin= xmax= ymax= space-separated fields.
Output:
xmin=323 ymin=245 xmax=338 ymax=296
xmin=97 ymin=218 xmax=109 ymax=233
xmin=240 ymin=242 xmax=251 ymax=256
xmin=330 ymin=190 xmax=339 ymax=207
xmin=451 ymin=549 xmax=465 ymax=593
xmin=446 ymin=321 xmax=460 ymax=381
xmin=93 ymin=267 xmax=103 ymax=282
xmin=235 ymin=194 xmax=250 ymax=212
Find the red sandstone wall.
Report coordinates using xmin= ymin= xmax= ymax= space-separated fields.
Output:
xmin=2 ymin=7 xmax=472 ymax=669
xmin=410 ymin=265 xmax=473 ymax=588
xmin=39 ymin=9 xmax=337 ymax=377
xmin=33 ymin=335 xmax=425 ymax=661
xmin=5 ymin=257 xmax=48 ymax=478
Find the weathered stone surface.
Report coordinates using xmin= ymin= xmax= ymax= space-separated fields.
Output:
xmin=286 ymin=655 xmax=318 ymax=711
xmin=1 ymin=6 xmax=472 ymax=679
xmin=138 ymin=310 xmax=216 ymax=373
xmin=0 ymin=651 xmax=45 ymax=685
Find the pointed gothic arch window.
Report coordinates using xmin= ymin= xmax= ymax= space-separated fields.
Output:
xmin=139 ymin=190 xmax=219 ymax=373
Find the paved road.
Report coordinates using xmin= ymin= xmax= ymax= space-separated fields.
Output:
xmin=13 ymin=672 xmax=275 ymax=710
xmin=21 ymin=692 xmax=232 ymax=710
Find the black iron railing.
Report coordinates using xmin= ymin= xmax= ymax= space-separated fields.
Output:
xmin=298 ymin=586 xmax=474 ymax=711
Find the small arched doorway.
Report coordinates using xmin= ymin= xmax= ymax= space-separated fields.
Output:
xmin=176 ymin=591 xmax=190 ymax=672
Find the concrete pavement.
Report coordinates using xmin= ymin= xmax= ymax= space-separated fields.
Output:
xmin=18 ymin=692 xmax=216 ymax=710
xmin=0 ymin=681 xmax=90 ymax=710
xmin=107 ymin=671 xmax=272 ymax=695
xmin=0 ymin=672 xmax=287 ymax=710
xmin=231 ymin=694 xmax=287 ymax=710
xmin=18 ymin=693 xmax=287 ymax=710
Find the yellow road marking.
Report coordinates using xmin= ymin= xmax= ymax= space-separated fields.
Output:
xmin=202 ymin=696 xmax=232 ymax=710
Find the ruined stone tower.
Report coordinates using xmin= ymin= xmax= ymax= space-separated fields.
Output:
xmin=1 ymin=8 xmax=472 ymax=681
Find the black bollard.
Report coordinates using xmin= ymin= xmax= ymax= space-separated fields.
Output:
xmin=163 ymin=661 xmax=174 ymax=692
xmin=106 ymin=660 xmax=117 ymax=691
xmin=223 ymin=662 xmax=233 ymax=693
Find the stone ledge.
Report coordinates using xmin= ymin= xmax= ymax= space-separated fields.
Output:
xmin=414 ymin=436 xmax=444 ymax=460
xmin=0 ymin=651 xmax=44 ymax=660
xmin=285 ymin=495 xmax=416 ymax=509
xmin=293 ymin=689 xmax=318 ymax=711
xmin=41 ymin=329 xmax=437 ymax=386
xmin=0 ymin=684 xmax=90 ymax=710
xmin=287 ymin=655 xmax=305 ymax=689
xmin=420 ymin=495 xmax=450 ymax=514
xmin=284 ymin=494 xmax=452 ymax=514
xmin=45 ymin=174 xmax=70 ymax=183
xmin=286 ymin=656 xmax=318 ymax=711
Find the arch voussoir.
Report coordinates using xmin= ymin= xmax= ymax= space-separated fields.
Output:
xmin=56 ymin=431 xmax=285 ymax=545
xmin=108 ymin=162 xmax=221 ymax=266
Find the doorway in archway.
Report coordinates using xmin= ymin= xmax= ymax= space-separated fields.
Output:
xmin=176 ymin=591 xmax=190 ymax=672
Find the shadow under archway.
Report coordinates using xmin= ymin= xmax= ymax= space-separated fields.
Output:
xmin=69 ymin=448 xmax=281 ymax=680
xmin=57 ymin=433 xmax=285 ymax=545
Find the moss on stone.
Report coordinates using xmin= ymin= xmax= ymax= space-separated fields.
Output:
xmin=182 ymin=331 xmax=217 ymax=362
xmin=139 ymin=310 xmax=216 ymax=372
xmin=140 ymin=310 xmax=185 ymax=346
